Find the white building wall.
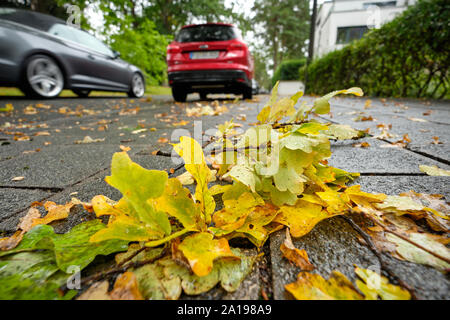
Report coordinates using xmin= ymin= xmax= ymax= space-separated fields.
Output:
xmin=314 ymin=0 xmax=416 ymax=58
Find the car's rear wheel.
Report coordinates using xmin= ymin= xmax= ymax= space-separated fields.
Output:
xmin=128 ymin=73 xmax=145 ymax=98
xmin=23 ymin=55 xmax=64 ymax=98
xmin=172 ymin=87 xmax=187 ymax=102
xmin=73 ymin=89 xmax=91 ymax=98
xmin=243 ymin=86 xmax=253 ymax=100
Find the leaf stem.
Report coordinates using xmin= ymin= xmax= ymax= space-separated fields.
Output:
xmin=145 ymin=229 xmax=191 ymax=247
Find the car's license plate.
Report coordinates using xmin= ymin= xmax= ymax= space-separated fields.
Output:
xmin=190 ymin=51 xmax=220 ymax=59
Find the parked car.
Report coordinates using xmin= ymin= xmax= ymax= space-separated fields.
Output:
xmin=166 ymin=23 xmax=254 ymax=102
xmin=0 ymin=8 xmax=145 ymax=98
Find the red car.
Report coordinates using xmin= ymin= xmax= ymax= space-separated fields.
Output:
xmin=167 ymin=23 xmax=254 ymax=102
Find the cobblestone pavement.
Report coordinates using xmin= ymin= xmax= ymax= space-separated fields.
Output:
xmin=0 ymin=92 xmax=448 ymax=299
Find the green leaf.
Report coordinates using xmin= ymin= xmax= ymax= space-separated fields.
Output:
xmin=0 ymin=220 xmax=129 ymax=272
xmin=295 ymin=122 xmax=329 ymax=135
xmin=386 ymin=233 xmax=450 ymax=271
xmin=0 ymin=251 xmax=76 ymax=300
xmin=155 ymin=178 xmax=205 ymax=231
xmin=328 ymin=124 xmax=361 ymax=140
xmin=313 ymin=88 xmax=363 ymax=115
xmin=105 ymin=152 xmax=170 ymax=235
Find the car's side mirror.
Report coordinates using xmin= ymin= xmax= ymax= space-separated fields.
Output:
xmin=112 ymin=50 xmax=121 ymax=59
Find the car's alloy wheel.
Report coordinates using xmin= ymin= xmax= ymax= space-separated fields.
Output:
xmin=129 ymin=73 xmax=145 ymax=98
xmin=26 ymin=56 xmax=64 ymax=98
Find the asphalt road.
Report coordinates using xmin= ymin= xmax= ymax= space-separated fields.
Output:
xmin=0 ymin=92 xmax=449 ymax=299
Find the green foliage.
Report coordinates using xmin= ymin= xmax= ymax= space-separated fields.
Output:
xmin=109 ymin=21 xmax=171 ymax=85
xmin=252 ymin=0 xmax=309 ymax=72
xmin=304 ymin=0 xmax=450 ymax=99
xmin=272 ymin=59 xmax=306 ymax=86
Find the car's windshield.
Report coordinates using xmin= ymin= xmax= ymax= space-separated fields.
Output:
xmin=176 ymin=25 xmax=239 ymax=43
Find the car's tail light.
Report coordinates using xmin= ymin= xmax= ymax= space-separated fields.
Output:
xmin=167 ymin=45 xmax=181 ymax=54
xmin=228 ymin=43 xmax=244 ymax=51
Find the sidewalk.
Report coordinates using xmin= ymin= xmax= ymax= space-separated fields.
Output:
xmin=0 ymin=93 xmax=448 ymax=299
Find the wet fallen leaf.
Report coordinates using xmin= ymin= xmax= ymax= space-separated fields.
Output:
xmin=408 ymin=117 xmax=427 ymax=122
xmin=178 ymin=232 xmax=238 ymax=276
xmin=33 ymin=131 xmax=50 ymax=136
xmin=74 ymin=136 xmax=105 ymax=144
xmin=157 ymin=137 xmax=169 ymax=143
xmin=110 ymin=272 xmax=143 ymax=300
xmin=24 ymin=106 xmax=37 ymax=115
xmin=353 ymin=142 xmax=370 ymax=148
xmin=286 ymin=271 xmax=363 ymax=300
xmin=354 ymin=266 xmax=410 ymax=300
xmin=280 ymin=228 xmax=314 ymax=270
xmin=77 ymin=281 xmax=111 ymax=300
xmin=419 ymin=165 xmax=450 ymax=176
xmin=11 ymin=176 xmax=25 ymax=181
xmin=30 ymin=201 xmax=74 ymax=228
xmin=431 ymin=136 xmax=443 ymax=145
xmin=0 ymin=103 xmax=14 ymax=112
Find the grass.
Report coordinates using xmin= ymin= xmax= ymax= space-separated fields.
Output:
xmin=0 ymin=86 xmax=172 ymax=97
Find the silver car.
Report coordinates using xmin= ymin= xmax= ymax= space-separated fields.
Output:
xmin=0 ymin=8 xmax=145 ymax=98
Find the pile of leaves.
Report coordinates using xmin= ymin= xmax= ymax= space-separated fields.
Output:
xmin=1 ymin=84 xmax=449 ymax=300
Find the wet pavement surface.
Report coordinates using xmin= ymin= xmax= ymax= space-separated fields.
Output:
xmin=0 ymin=91 xmax=448 ymax=299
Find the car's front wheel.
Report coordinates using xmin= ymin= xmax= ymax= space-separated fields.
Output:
xmin=22 ymin=55 xmax=64 ymax=98
xmin=172 ymin=87 xmax=187 ymax=102
xmin=128 ymin=73 xmax=145 ymax=98
xmin=73 ymin=89 xmax=91 ymax=98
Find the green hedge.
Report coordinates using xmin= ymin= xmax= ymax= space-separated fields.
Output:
xmin=272 ymin=59 xmax=306 ymax=86
xmin=304 ymin=0 xmax=449 ymax=99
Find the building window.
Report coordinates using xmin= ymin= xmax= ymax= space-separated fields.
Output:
xmin=363 ymin=1 xmax=397 ymax=9
xmin=336 ymin=26 xmax=369 ymax=44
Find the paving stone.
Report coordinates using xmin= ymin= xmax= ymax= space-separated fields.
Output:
xmin=0 ymin=188 xmax=53 ymax=227
xmin=329 ymin=138 xmax=449 ymax=173
xmin=270 ymin=176 xmax=450 ymax=300
xmin=0 ymin=155 xmax=176 ymax=233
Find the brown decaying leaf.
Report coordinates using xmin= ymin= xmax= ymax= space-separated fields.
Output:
xmin=431 ymin=136 xmax=443 ymax=145
xmin=280 ymin=228 xmax=314 ymax=271
xmin=0 ymin=201 xmax=75 ymax=251
xmin=77 ymin=281 xmax=111 ymax=300
xmin=109 ymin=272 xmax=144 ymax=300
xmin=0 ymin=207 xmax=40 ymax=251
xmin=353 ymin=142 xmax=370 ymax=148
xmin=30 ymin=201 xmax=74 ymax=228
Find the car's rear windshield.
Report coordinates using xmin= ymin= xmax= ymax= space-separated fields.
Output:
xmin=0 ymin=8 xmax=62 ymax=32
xmin=176 ymin=25 xmax=240 ymax=43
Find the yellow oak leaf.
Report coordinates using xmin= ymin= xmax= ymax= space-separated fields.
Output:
xmin=178 ymin=232 xmax=238 ymax=277
xmin=275 ymin=199 xmax=335 ymax=238
xmin=285 ymin=271 xmax=364 ymax=300
xmin=154 ymin=178 xmax=205 ymax=231
xmin=354 ymin=266 xmax=410 ymax=300
xmin=173 ymin=137 xmax=215 ymax=224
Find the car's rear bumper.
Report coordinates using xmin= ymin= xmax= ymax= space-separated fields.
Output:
xmin=168 ymin=69 xmax=251 ymax=93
